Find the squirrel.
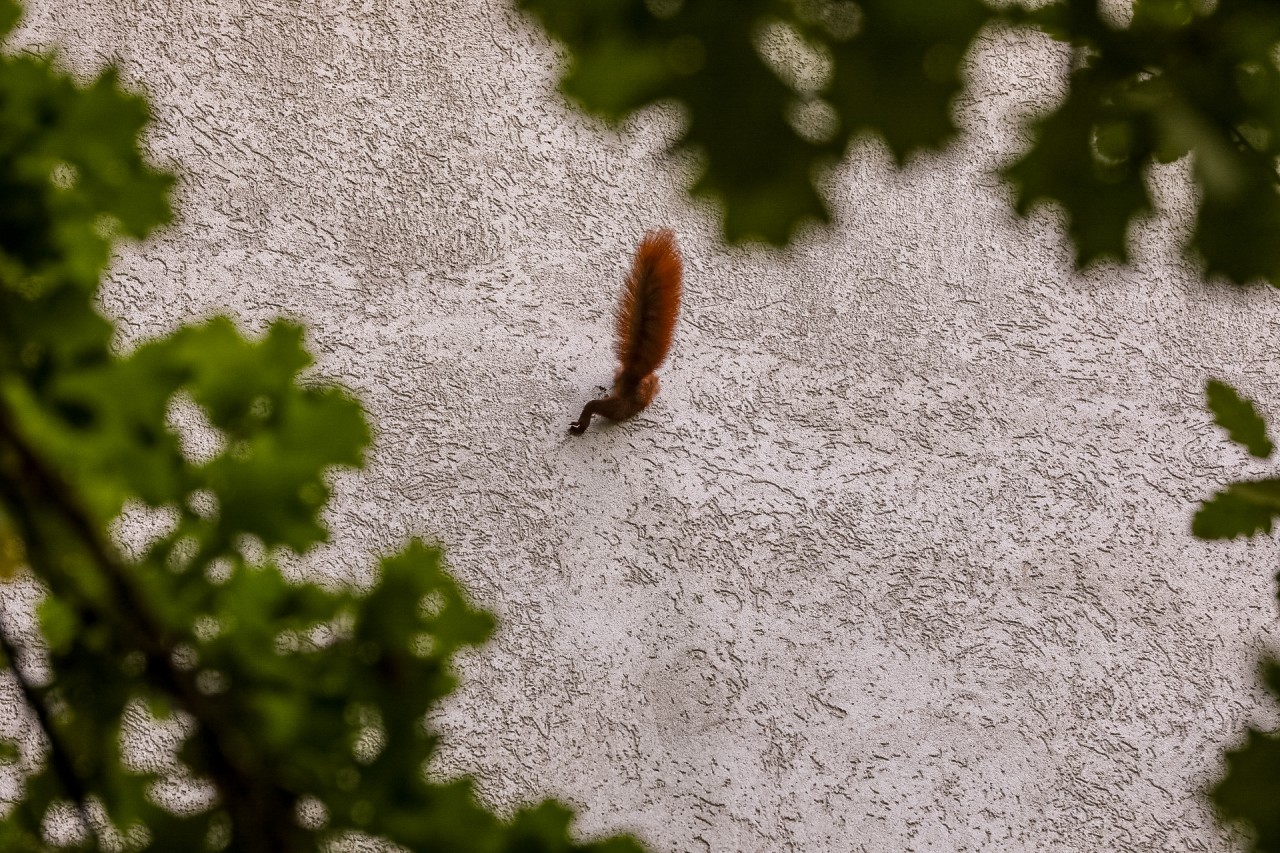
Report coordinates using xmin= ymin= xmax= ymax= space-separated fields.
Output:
xmin=569 ymin=228 xmax=683 ymax=434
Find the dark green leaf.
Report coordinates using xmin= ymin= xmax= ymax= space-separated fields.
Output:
xmin=1207 ymin=379 xmax=1274 ymax=458
xmin=1193 ymin=478 xmax=1280 ymax=539
xmin=1192 ymin=171 xmax=1280 ymax=286
xmin=1213 ymin=727 xmax=1280 ymax=851
xmin=520 ymin=0 xmax=992 ymax=244
xmin=824 ymin=0 xmax=993 ymax=162
xmin=1004 ymin=66 xmax=1155 ymax=266
xmin=0 ymin=0 xmax=19 ymax=37
xmin=0 ymin=50 xmax=172 ymax=288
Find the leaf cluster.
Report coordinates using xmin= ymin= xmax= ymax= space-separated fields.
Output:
xmin=1007 ymin=0 xmax=1280 ymax=278
xmin=1193 ymin=382 xmax=1280 ymax=849
xmin=519 ymin=0 xmax=992 ymax=244
xmin=1194 ymin=380 xmax=1280 ymax=539
xmin=1214 ymin=661 xmax=1280 ymax=853
xmin=0 ymin=2 xmax=644 ymax=851
xmin=523 ymin=0 xmax=1280 ymax=284
xmin=0 ymin=0 xmax=169 ymax=289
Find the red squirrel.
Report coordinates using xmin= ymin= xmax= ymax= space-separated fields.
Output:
xmin=569 ymin=228 xmax=683 ymax=434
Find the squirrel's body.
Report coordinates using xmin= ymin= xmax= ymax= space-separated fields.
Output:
xmin=570 ymin=228 xmax=682 ymax=434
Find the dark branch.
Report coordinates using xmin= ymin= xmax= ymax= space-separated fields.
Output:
xmin=1226 ymin=125 xmax=1280 ymax=188
xmin=0 ymin=620 xmax=101 ymax=849
xmin=0 ymin=404 xmax=302 ymax=853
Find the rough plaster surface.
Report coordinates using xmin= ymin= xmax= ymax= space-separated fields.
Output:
xmin=7 ymin=1 xmax=1280 ymax=850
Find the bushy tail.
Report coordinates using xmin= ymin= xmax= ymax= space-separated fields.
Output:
xmin=614 ymin=228 xmax=683 ymax=382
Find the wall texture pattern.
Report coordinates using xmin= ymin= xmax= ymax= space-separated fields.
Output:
xmin=10 ymin=1 xmax=1280 ymax=850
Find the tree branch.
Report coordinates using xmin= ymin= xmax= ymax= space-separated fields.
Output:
xmin=1226 ymin=124 xmax=1280 ymax=188
xmin=0 ymin=619 xmax=101 ymax=849
xmin=0 ymin=404 xmax=302 ymax=853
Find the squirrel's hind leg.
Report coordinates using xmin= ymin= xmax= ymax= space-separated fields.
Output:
xmin=569 ymin=399 xmax=602 ymax=435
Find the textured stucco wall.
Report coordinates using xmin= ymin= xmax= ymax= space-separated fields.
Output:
xmin=10 ymin=1 xmax=1280 ymax=850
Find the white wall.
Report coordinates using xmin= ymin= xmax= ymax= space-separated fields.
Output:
xmin=16 ymin=1 xmax=1280 ymax=850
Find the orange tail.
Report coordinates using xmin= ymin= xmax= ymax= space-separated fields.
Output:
xmin=614 ymin=228 xmax=683 ymax=383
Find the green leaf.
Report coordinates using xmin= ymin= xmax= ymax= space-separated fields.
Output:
xmin=14 ymin=315 xmax=369 ymax=547
xmin=165 ymin=319 xmax=310 ymax=430
xmin=30 ymin=343 xmax=189 ymax=516
xmin=0 ymin=0 xmax=20 ymax=38
xmin=519 ymin=0 xmax=992 ymax=245
xmin=1213 ymin=726 xmax=1280 ymax=851
xmin=520 ymin=0 xmax=681 ymax=120
xmin=37 ymin=596 xmax=77 ymax=654
xmin=507 ymin=802 xmax=647 ymax=852
xmin=824 ymin=0 xmax=994 ymax=161
xmin=1192 ymin=170 xmax=1280 ymax=286
xmin=1207 ymin=379 xmax=1274 ymax=458
xmin=0 ymin=52 xmax=172 ymax=288
xmin=1132 ymin=0 xmax=1198 ymax=30
xmin=1192 ymin=478 xmax=1280 ymax=539
xmin=1004 ymin=66 xmax=1155 ymax=266
xmin=506 ymin=802 xmax=578 ymax=851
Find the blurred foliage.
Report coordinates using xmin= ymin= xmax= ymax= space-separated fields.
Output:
xmin=1006 ymin=0 xmax=1280 ymax=275
xmin=523 ymin=0 xmax=1280 ymax=283
xmin=0 ymin=1 xmax=643 ymax=851
xmin=1197 ymin=381 xmax=1280 ymax=850
xmin=1214 ymin=662 xmax=1280 ymax=853
xmin=520 ymin=0 xmax=992 ymax=244
xmin=1207 ymin=379 xmax=1274 ymax=461
xmin=1194 ymin=380 xmax=1280 ymax=540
